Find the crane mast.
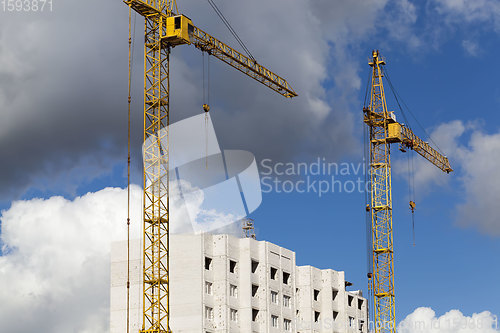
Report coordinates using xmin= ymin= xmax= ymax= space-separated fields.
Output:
xmin=364 ymin=50 xmax=395 ymax=333
xmin=363 ymin=50 xmax=452 ymax=333
xmin=123 ymin=1 xmax=296 ymax=332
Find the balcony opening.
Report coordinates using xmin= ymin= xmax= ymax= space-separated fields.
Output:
xmin=251 ymin=260 xmax=259 ymax=273
xmin=283 ymin=271 xmax=290 ymax=285
xmin=230 ymin=308 xmax=238 ymax=322
xmin=359 ymin=320 xmax=365 ymax=332
xmin=270 ymin=267 xmax=278 ymax=280
xmin=204 ymin=257 xmax=212 ymax=270
xmin=252 ymin=308 xmax=259 ymax=322
xmin=271 ymin=315 xmax=279 ymax=328
xmin=271 ymin=290 xmax=279 ymax=304
xmin=313 ymin=289 xmax=320 ymax=301
xmin=332 ymin=288 xmax=338 ymax=301
xmin=230 ymin=284 xmax=238 ymax=298
xmin=229 ymin=260 xmax=237 ymax=273
xmin=205 ymin=281 xmax=212 ymax=295
xmin=252 ymin=284 xmax=259 ymax=297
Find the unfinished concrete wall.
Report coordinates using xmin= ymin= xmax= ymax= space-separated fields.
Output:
xmin=296 ymin=266 xmax=367 ymax=333
xmin=110 ymin=234 xmax=367 ymax=333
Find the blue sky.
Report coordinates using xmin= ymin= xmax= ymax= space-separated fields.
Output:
xmin=0 ymin=0 xmax=499 ymax=331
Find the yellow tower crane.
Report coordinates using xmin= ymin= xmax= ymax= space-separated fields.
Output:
xmin=363 ymin=50 xmax=452 ymax=333
xmin=123 ymin=1 xmax=297 ymax=332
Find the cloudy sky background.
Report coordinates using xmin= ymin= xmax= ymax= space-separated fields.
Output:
xmin=1 ymin=0 xmax=500 ymax=332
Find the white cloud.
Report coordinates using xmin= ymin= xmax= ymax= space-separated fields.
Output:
xmin=0 ymin=184 xmax=248 ymax=332
xmin=462 ymin=40 xmax=480 ymax=56
xmin=399 ymin=120 xmax=500 ymax=236
xmin=398 ymin=307 xmax=499 ymax=332
xmin=0 ymin=187 xmax=141 ymax=332
xmin=384 ymin=0 xmax=422 ymax=49
xmin=434 ymin=0 xmax=500 ymax=31
xmin=455 ymin=128 xmax=500 ymax=235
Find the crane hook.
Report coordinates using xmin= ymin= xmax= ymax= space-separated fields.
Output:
xmin=409 ymin=200 xmax=416 ymax=213
xmin=409 ymin=200 xmax=416 ymax=247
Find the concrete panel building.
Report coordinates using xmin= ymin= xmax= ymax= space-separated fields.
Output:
xmin=111 ymin=233 xmax=367 ymax=333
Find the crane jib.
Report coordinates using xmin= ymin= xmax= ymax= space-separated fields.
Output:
xmin=125 ymin=0 xmax=297 ymax=98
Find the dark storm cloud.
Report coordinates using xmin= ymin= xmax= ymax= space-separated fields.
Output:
xmin=0 ymin=0 xmax=142 ymax=198
xmin=0 ymin=0 xmax=393 ymax=199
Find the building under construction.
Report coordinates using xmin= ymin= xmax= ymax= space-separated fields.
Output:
xmin=110 ymin=233 xmax=368 ymax=333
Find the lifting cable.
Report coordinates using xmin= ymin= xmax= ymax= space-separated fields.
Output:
xmin=202 ymin=53 xmax=211 ymax=167
xmin=202 ymin=52 xmax=211 ymax=108
xmin=362 ymin=68 xmax=374 ymax=325
xmin=126 ymin=6 xmax=132 ymax=333
xmin=364 ymin=123 xmax=374 ymax=325
xmin=202 ymin=51 xmax=211 ymax=107
xmin=411 ymin=152 xmax=416 ymax=246
xmin=202 ymin=52 xmax=206 ymax=107
xmin=208 ymin=53 xmax=210 ymax=106
xmin=126 ymin=6 xmax=137 ymax=333
xmin=382 ymin=67 xmax=411 ymax=129
xmin=206 ymin=0 xmax=256 ymax=62
xmin=363 ymin=66 xmax=372 ymax=108
xmin=363 ymin=60 xmax=372 ymax=266
xmin=363 ymin=123 xmax=371 ymax=273
xmin=383 ymin=67 xmax=421 ymax=246
xmin=407 ymin=150 xmax=416 ymax=246
xmin=384 ymin=68 xmax=445 ymax=156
